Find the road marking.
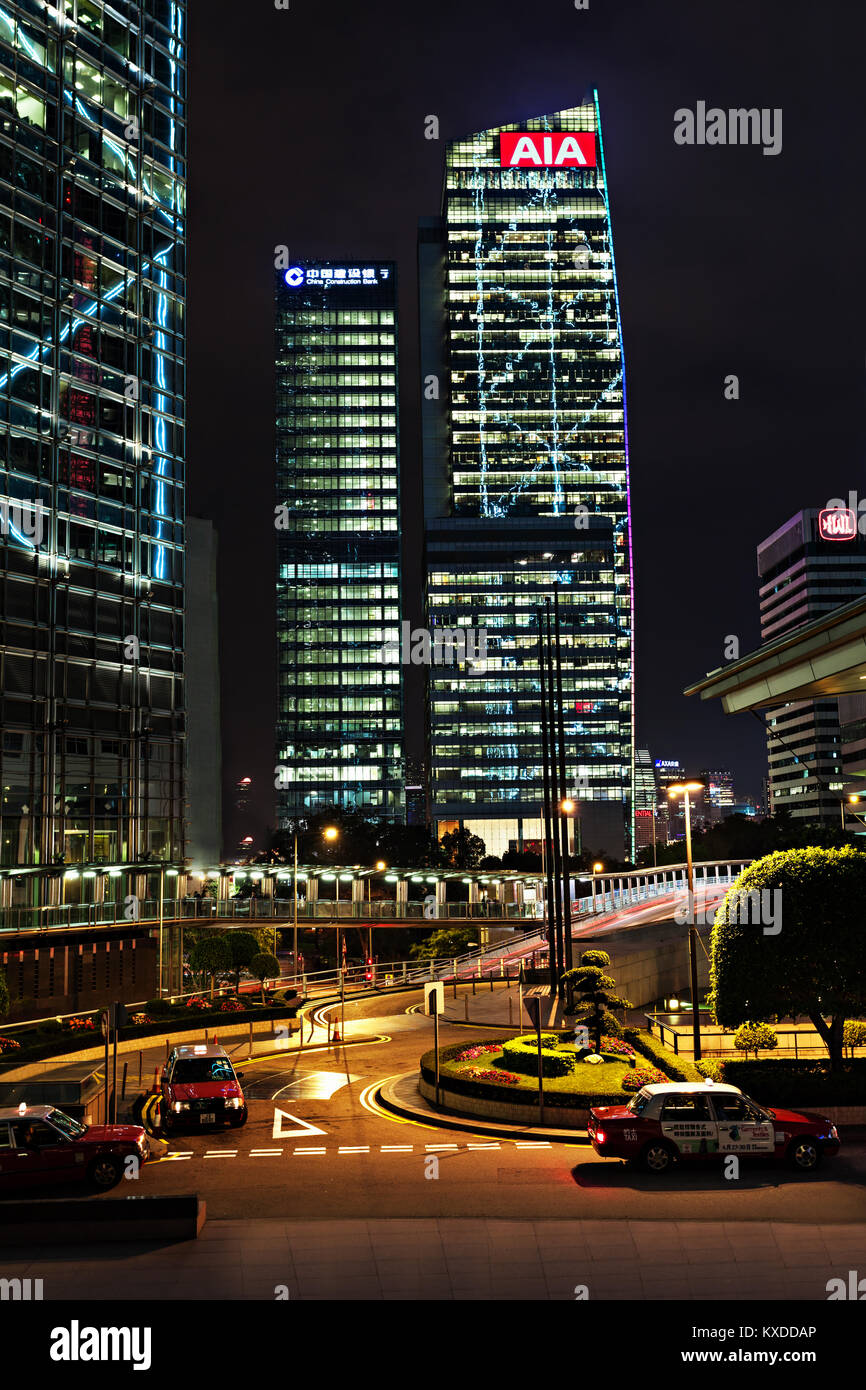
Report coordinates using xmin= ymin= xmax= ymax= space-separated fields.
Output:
xmin=514 ymin=1141 xmax=551 ymax=1148
xmin=274 ymin=1071 xmax=361 ymax=1101
xmin=273 ymin=1106 xmax=327 ymax=1139
xmin=380 ymin=1145 xmax=414 ymax=1152
xmin=161 ymin=1151 xmax=193 ymax=1161
xmin=467 ymin=1142 xmax=501 ymax=1150
xmin=293 ymin=1147 xmax=326 ymax=1155
xmin=250 ymin=1149 xmax=283 ymax=1157
xmin=204 ymin=1150 xmax=237 ymax=1158
xmin=337 ymin=1146 xmax=370 ymax=1154
xmin=424 ymin=1144 xmax=458 ymax=1151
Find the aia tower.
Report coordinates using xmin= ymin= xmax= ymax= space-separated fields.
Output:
xmin=420 ymin=96 xmax=634 ymax=860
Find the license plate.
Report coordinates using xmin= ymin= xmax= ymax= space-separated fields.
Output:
xmin=199 ymin=1113 xmax=215 ymax=1125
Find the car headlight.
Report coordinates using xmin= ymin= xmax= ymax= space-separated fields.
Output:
xmin=171 ymin=1101 xmax=190 ymax=1112
xmin=829 ymin=1125 xmax=839 ymax=1140
xmin=225 ymin=1097 xmax=243 ymax=1109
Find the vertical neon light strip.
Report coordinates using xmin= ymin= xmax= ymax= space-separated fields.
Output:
xmin=594 ymin=88 xmax=636 ymax=859
xmin=151 ymin=1 xmax=183 ymax=581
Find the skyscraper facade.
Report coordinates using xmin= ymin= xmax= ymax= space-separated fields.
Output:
xmin=634 ymin=748 xmax=656 ymax=851
xmin=758 ymin=509 xmax=866 ymax=821
xmin=420 ymin=97 xmax=634 ymax=860
xmin=0 ymin=0 xmax=187 ymax=877
xmin=274 ymin=261 xmax=404 ymax=823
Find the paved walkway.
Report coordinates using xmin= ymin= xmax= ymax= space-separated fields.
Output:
xmin=3 ymin=1217 xmax=862 ymax=1300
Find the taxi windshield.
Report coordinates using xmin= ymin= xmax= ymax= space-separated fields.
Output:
xmin=627 ymin=1089 xmax=652 ymax=1115
xmin=172 ymin=1058 xmax=235 ymax=1083
xmin=46 ymin=1108 xmax=87 ymax=1139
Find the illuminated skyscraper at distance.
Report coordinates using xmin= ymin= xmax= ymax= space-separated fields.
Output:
xmin=274 ymin=261 xmax=404 ymax=823
xmin=420 ymin=96 xmax=634 ymax=859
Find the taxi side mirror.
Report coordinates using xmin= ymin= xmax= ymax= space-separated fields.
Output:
xmin=235 ymin=1070 xmax=245 ymax=1079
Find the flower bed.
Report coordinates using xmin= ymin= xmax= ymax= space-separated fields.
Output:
xmin=621 ymin=1066 xmax=668 ymax=1092
xmin=0 ymin=1037 xmax=21 ymax=1053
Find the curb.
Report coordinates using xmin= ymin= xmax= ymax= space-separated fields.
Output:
xmin=376 ymin=1071 xmax=590 ymax=1145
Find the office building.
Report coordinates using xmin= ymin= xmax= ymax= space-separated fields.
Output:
xmin=274 ymin=260 xmax=404 ymax=823
xmin=420 ymin=96 xmax=634 ymax=860
xmin=634 ymin=747 xmax=656 ymax=850
xmin=759 ymin=509 xmax=866 ymax=821
xmin=185 ymin=517 xmax=221 ymax=867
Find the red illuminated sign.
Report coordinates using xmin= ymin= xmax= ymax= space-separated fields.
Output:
xmin=819 ymin=508 xmax=857 ymax=541
xmin=499 ymin=132 xmax=596 ymax=168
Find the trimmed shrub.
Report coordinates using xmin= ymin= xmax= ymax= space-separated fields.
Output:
xmin=622 ymin=1066 xmax=668 ymax=1092
xmin=722 ymin=1058 xmax=866 ymax=1107
xmin=695 ymin=1059 xmax=725 ymax=1083
xmin=144 ymin=997 xmax=174 ymax=1017
xmin=36 ymin=1019 xmax=63 ymax=1037
xmin=843 ymin=1020 xmax=866 ymax=1057
xmin=501 ymin=1035 xmax=574 ymax=1078
xmin=623 ymin=1027 xmax=704 ymax=1082
xmin=734 ymin=1021 xmax=779 ymax=1059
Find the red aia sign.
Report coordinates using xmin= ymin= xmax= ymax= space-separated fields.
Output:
xmin=499 ymin=132 xmax=596 ymax=168
xmin=819 ymin=508 xmax=857 ymax=541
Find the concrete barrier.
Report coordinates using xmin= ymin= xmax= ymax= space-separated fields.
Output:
xmin=0 ymin=1194 xmax=205 ymax=1245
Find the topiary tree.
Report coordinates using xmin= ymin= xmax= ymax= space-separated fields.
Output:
xmin=733 ymin=1021 xmax=779 ymax=1060
xmin=562 ymin=949 xmax=632 ymax=1054
xmin=249 ymin=952 xmax=281 ymax=1003
xmin=225 ymin=930 xmax=260 ymax=995
xmin=710 ymin=847 xmax=866 ymax=1071
xmin=189 ymin=935 xmax=232 ymax=997
xmin=843 ymin=1020 xmax=866 ymax=1059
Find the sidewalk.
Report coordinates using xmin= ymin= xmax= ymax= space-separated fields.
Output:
xmin=2 ymin=1216 xmax=861 ymax=1300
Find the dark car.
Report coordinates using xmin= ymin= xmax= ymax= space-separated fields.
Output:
xmin=0 ymin=1104 xmax=151 ymax=1191
xmin=160 ymin=1043 xmax=248 ymax=1133
xmin=588 ymin=1081 xmax=840 ymax=1174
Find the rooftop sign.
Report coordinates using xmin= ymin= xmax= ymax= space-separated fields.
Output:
xmin=499 ymin=132 xmax=596 ymax=168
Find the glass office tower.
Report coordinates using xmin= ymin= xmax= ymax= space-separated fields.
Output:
xmin=275 ymin=261 xmax=404 ymax=823
xmin=0 ymin=0 xmax=187 ymax=875
xmin=421 ymin=96 xmax=634 ymax=860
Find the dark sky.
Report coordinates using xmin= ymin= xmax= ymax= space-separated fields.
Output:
xmin=187 ymin=0 xmax=866 ymax=856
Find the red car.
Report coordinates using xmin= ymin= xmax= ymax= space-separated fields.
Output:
xmin=588 ymin=1081 xmax=840 ymax=1174
xmin=0 ymin=1104 xmax=151 ymax=1191
xmin=160 ymin=1043 xmax=248 ymax=1133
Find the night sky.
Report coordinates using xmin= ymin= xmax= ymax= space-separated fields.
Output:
xmin=187 ymin=0 xmax=865 ymax=856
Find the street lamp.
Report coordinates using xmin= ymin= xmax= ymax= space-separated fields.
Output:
xmin=591 ymin=861 xmax=604 ymax=914
xmin=367 ymin=860 xmax=386 ymax=968
xmin=667 ymin=780 xmax=704 ymax=1060
xmin=842 ymin=794 xmax=861 ymax=832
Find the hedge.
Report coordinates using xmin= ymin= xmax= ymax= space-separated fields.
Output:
xmin=420 ymin=1045 xmax=623 ymax=1108
xmin=719 ymin=1058 xmax=866 ymax=1107
xmin=624 ymin=1027 xmax=703 ymax=1082
xmin=501 ymin=1035 xmax=574 ymax=1077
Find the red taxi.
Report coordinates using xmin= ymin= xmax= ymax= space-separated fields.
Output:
xmin=588 ymin=1081 xmax=840 ymax=1174
xmin=160 ymin=1042 xmax=248 ymax=1133
xmin=0 ymin=1104 xmax=151 ymax=1191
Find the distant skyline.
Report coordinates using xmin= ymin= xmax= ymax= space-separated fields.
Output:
xmin=186 ymin=0 xmax=864 ymax=853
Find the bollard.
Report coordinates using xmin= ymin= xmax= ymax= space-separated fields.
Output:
xmin=121 ymin=1061 xmax=128 ymax=1100
xmin=165 ymin=1038 xmax=170 ymax=1064
xmin=249 ymin=1020 xmax=253 ymax=1058
xmin=472 ymin=976 xmax=476 ymax=996
xmin=464 ymin=997 xmax=469 ymax=1021
xmin=490 ymin=975 xmax=493 ymax=992
xmin=453 ymin=978 xmax=457 ymax=999
xmin=509 ymin=997 xmax=513 ymax=1026
xmin=137 ymin=1051 xmax=142 ymax=1088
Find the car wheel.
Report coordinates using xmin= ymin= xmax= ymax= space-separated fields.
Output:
xmin=640 ymin=1141 xmax=676 ymax=1174
xmin=788 ymin=1137 xmax=821 ymax=1172
xmin=89 ymin=1154 xmax=123 ymax=1189
xmin=228 ymin=1110 xmax=248 ymax=1128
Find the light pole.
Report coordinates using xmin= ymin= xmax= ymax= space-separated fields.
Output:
xmin=368 ymin=861 xmax=385 ymax=967
xmin=667 ymin=781 xmax=704 ymax=1060
xmin=293 ymin=829 xmax=299 ymax=984
xmin=591 ymin=861 xmax=604 ymax=914
xmin=323 ymin=826 xmax=340 ymax=974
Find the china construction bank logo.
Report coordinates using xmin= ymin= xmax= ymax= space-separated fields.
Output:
xmin=49 ymin=1321 xmax=152 ymax=1371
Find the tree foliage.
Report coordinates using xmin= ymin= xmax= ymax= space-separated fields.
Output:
xmin=0 ymin=970 xmax=8 ymax=1022
xmin=189 ymin=935 xmax=231 ymax=994
xmin=562 ymin=949 xmax=632 ymax=1052
xmin=733 ymin=1021 xmax=778 ymax=1059
xmin=709 ymin=847 xmax=866 ymax=1070
xmin=249 ymin=952 xmax=281 ymax=1002
xmin=439 ymin=827 xmax=486 ymax=869
xmin=225 ymin=930 xmax=260 ymax=994
xmin=410 ymin=926 xmax=476 ymax=961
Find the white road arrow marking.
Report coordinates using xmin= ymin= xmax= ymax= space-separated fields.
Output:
xmin=272 ymin=1106 xmax=327 ymax=1139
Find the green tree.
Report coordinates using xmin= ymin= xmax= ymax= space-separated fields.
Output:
xmin=843 ymin=1020 xmax=866 ymax=1058
xmin=249 ymin=952 xmax=281 ymax=1003
xmin=225 ymin=930 xmax=260 ymax=995
xmin=0 ymin=969 xmax=8 ymax=1022
xmin=189 ymin=935 xmax=231 ymax=998
xmin=562 ymin=949 xmax=632 ymax=1052
xmin=439 ymin=827 xmax=485 ymax=869
xmin=733 ymin=1021 xmax=779 ymax=1060
xmin=710 ymin=847 xmax=866 ymax=1071
xmin=409 ymin=926 xmax=476 ymax=961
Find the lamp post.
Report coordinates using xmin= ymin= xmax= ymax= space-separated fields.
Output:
xmin=323 ymin=826 xmax=340 ymax=973
xmin=368 ymin=860 xmax=385 ymax=967
xmin=667 ymin=781 xmax=704 ymax=1060
xmin=591 ymin=861 xmax=604 ymax=914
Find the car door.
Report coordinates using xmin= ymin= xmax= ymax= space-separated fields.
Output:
xmin=710 ymin=1093 xmax=775 ymax=1154
xmin=11 ymin=1119 xmax=76 ymax=1184
xmin=658 ymin=1093 xmax=719 ymax=1157
xmin=0 ymin=1121 xmax=18 ymax=1186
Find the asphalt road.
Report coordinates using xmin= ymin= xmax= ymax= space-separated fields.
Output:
xmin=90 ymin=989 xmax=866 ymax=1223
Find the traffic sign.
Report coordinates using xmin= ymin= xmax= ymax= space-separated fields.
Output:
xmin=423 ymin=982 xmax=444 ymax=1015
